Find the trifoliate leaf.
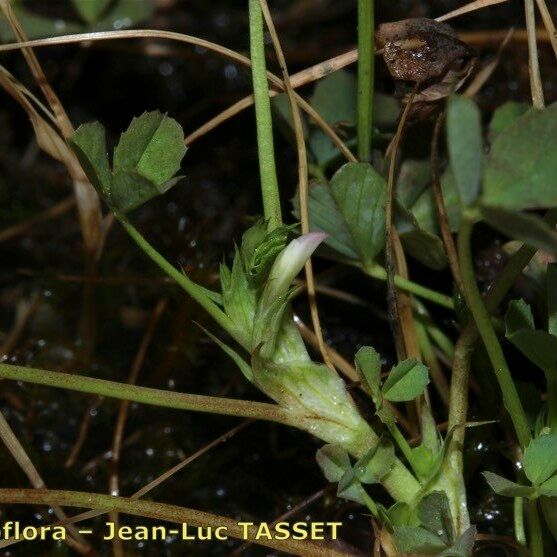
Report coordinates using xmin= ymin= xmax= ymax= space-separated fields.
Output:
xmin=113 ymin=111 xmax=186 ymax=186
xmin=382 ymin=359 xmax=430 ymax=402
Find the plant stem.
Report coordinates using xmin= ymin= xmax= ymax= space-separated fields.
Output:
xmin=457 ymin=212 xmax=531 ymax=448
xmin=0 ymin=489 xmax=353 ymax=557
xmin=515 ymin=497 xmax=527 ymax=546
xmin=445 ymin=208 xmax=557 ymax=535
xmin=0 ymin=362 xmax=298 ymax=426
xmin=524 ymin=0 xmax=545 ymax=109
xmin=119 ymin=217 xmax=238 ymax=343
xmin=249 ymin=0 xmax=281 ymax=230
xmin=364 ymin=263 xmax=454 ymax=309
xmin=528 ymin=500 xmax=544 ymax=557
xmin=357 ymin=0 xmax=374 ymax=161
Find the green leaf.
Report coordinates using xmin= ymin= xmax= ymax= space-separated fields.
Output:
xmin=220 ymin=253 xmax=257 ymax=349
xmin=506 ymin=329 xmax=557 ymax=371
xmin=92 ymin=0 xmax=155 ymax=31
xmin=548 ymin=264 xmax=557 ymax=337
xmin=410 ymin=444 xmax=438 ymax=481
xmin=308 ymin=71 xmax=356 ymax=167
xmin=481 ymin=206 xmax=557 ymax=255
xmin=69 ymin=122 xmax=112 ymax=198
xmin=393 ymin=526 xmax=447 ymax=554
xmin=353 ymin=438 xmax=395 ymax=484
xmin=438 ymin=526 xmax=477 ymax=557
xmin=293 ymin=163 xmax=387 ymax=265
xmin=506 ymin=299 xmax=535 ymax=334
xmin=110 ymin=170 xmax=172 ymax=213
xmin=396 ymin=159 xmax=432 ymax=213
xmin=447 ymin=96 xmax=483 ymax=206
xmin=0 ymin=2 xmax=83 ymax=40
xmin=316 ymin=445 xmax=368 ymax=505
xmin=114 ymin=111 xmax=187 ymax=187
xmin=395 ymin=203 xmax=447 ymax=270
xmin=489 ymin=102 xmax=530 ymax=141
xmin=382 ymin=359 xmax=430 ymax=402
xmin=539 ymin=474 xmax=557 ymax=496
xmin=71 ymin=0 xmax=112 ymax=23
xmin=482 ymin=103 xmax=557 ymax=210
xmin=355 ymin=346 xmax=382 ymax=401
xmin=483 ymin=471 xmax=537 ymax=498
xmin=419 ymin=491 xmax=455 ymax=546
xmin=411 ymin=167 xmax=463 ymax=234
xmin=329 ymin=162 xmax=386 ymax=266
xmin=316 ymin=444 xmax=351 ymax=483
xmin=523 ymin=434 xmax=557 ymax=484
xmin=292 ymin=182 xmax=358 ymax=260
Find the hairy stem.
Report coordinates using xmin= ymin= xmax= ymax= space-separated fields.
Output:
xmin=0 ymin=489 xmax=352 ymax=557
xmin=0 ymin=363 xmax=297 ymax=426
xmin=249 ymin=0 xmax=281 ymax=229
xmin=357 ymin=0 xmax=374 ymax=161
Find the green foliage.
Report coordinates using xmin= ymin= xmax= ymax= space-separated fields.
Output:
xmin=505 ymin=299 xmax=557 ymax=371
xmin=482 ymin=102 xmax=557 ymax=210
xmin=523 ymin=433 xmax=557 ymax=485
xmin=293 ymin=162 xmax=386 ymax=266
xmin=382 ymin=359 xmax=430 ymax=402
xmin=483 ymin=471 xmax=537 ymax=498
xmin=392 ymin=492 xmax=476 ymax=556
xmin=71 ymin=0 xmax=111 ymax=23
xmin=113 ymin=112 xmax=186 ymax=186
xmin=308 ymin=71 xmax=357 ymax=167
xmin=484 ymin=434 xmax=557 ymax=500
xmin=70 ymin=111 xmax=187 ymax=214
xmin=488 ymin=101 xmax=530 ymax=141
xmin=481 ymin=206 xmax=557 ymax=255
xmin=447 ymin=95 xmax=483 ymax=207
xmin=0 ymin=0 xmax=155 ymax=40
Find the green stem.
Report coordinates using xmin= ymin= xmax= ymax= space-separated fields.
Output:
xmin=357 ymin=0 xmax=374 ymax=161
xmin=0 ymin=489 xmax=353 ymax=557
xmin=387 ymin=423 xmax=416 ymax=473
xmin=0 ymin=361 xmax=420 ymax=504
xmin=0 ymin=363 xmax=297 ymax=426
xmin=515 ymin=497 xmax=527 ymax=546
xmin=457 ymin=212 xmax=531 ymax=448
xmin=528 ymin=500 xmax=544 ymax=557
xmin=249 ymin=0 xmax=281 ymax=230
xmin=445 ymin=208 xmax=557 ymax=535
xmin=364 ymin=263 xmax=454 ymax=309
xmin=119 ymin=217 xmax=239 ymax=344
